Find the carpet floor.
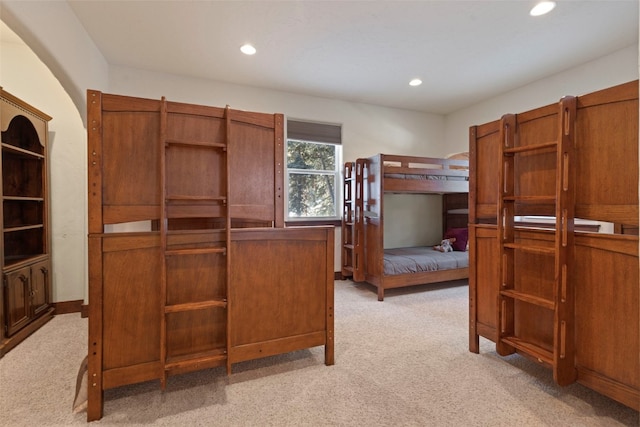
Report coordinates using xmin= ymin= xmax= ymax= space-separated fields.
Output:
xmin=0 ymin=279 xmax=637 ymax=426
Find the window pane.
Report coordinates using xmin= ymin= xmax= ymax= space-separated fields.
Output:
xmin=287 ymin=140 xmax=336 ymax=170
xmin=288 ymin=173 xmax=336 ymax=217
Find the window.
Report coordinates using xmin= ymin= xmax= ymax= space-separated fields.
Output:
xmin=286 ymin=119 xmax=342 ymax=222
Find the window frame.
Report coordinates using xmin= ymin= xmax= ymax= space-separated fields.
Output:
xmin=284 ymin=120 xmax=343 ymax=225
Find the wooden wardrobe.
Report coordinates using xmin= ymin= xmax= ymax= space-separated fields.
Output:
xmin=87 ymin=91 xmax=334 ymax=421
xmin=468 ymin=80 xmax=639 ymax=410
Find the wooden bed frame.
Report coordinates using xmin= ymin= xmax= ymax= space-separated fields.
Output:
xmin=468 ymin=80 xmax=639 ymax=410
xmin=342 ymin=154 xmax=469 ymax=301
xmin=87 ymin=91 xmax=334 ymax=421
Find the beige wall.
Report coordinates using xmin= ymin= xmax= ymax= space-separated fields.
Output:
xmin=1 ymin=32 xmax=87 ymax=303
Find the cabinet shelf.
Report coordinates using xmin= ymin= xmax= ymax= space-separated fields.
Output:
xmin=4 ymin=224 xmax=44 ymax=233
xmin=3 ymin=198 xmax=44 ymax=230
xmin=3 ymin=196 xmax=44 ymax=202
xmin=1 ymin=143 xmax=45 ymax=159
xmin=4 ymin=254 xmax=47 ymax=269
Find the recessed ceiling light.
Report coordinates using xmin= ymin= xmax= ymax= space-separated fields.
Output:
xmin=530 ymin=1 xmax=556 ymax=16
xmin=240 ymin=44 xmax=256 ymax=55
xmin=409 ymin=79 xmax=422 ymax=87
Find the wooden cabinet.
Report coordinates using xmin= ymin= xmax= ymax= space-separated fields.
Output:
xmin=4 ymin=259 xmax=50 ymax=336
xmin=0 ymin=88 xmax=54 ymax=358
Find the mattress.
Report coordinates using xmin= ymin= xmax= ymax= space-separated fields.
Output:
xmin=383 ymin=246 xmax=468 ymax=276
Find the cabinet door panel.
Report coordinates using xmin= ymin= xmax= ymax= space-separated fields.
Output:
xmin=30 ymin=260 xmax=50 ymax=317
xmin=4 ymin=267 xmax=31 ymax=336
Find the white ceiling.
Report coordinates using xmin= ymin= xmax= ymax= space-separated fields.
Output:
xmin=17 ymin=1 xmax=640 ymax=114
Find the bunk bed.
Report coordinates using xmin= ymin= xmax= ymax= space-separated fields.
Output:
xmin=342 ymin=154 xmax=469 ymax=301
xmin=468 ymin=80 xmax=639 ymax=410
xmin=86 ymin=91 xmax=334 ymax=421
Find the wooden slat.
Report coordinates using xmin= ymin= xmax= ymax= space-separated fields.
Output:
xmin=165 ymin=349 xmax=227 ymax=371
xmin=500 ymin=289 xmax=555 ymax=310
xmin=230 ymin=332 xmax=326 ymax=364
xmin=503 ymin=242 xmax=555 ymax=255
xmin=166 ymin=139 xmax=226 ymax=149
xmin=502 ymin=336 xmax=554 ymax=365
xmin=102 ymin=361 xmax=162 ymax=389
xmin=165 ymin=300 xmax=227 ymax=313
xmin=165 ymin=247 xmax=225 ymax=256
xmin=503 ymin=140 xmax=557 ymax=154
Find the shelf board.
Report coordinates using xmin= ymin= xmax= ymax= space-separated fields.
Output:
xmin=2 ymin=143 xmax=45 ymax=159
xmin=4 ymin=254 xmax=48 ymax=270
xmin=4 ymin=224 xmax=44 ymax=233
xmin=3 ymin=196 xmax=44 ymax=202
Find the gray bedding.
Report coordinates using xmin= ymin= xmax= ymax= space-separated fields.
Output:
xmin=383 ymin=246 xmax=468 ymax=276
xmin=385 ymin=173 xmax=467 ymax=181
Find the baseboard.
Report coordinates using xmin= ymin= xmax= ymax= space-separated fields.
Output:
xmin=53 ymin=300 xmax=83 ymax=315
xmin=334 ymin=271 xmax=345 ymax=280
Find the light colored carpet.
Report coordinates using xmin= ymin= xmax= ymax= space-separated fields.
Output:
xmin=0 ymin=280 xmax=637 ymax=426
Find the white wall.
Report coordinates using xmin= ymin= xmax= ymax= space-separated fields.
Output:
xmin=445 ymin=45 xmax=639 ymax=151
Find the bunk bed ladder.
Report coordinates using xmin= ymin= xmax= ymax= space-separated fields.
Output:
xmin=496 ymin=96 xmax=577 ymax=386
xmin=341 ymin=160 xmax=365 ymax=281
xmin=159 ymin=100 xmax=231 ymax=388
xmin=341 ymin=162 xmax=356 ymax=278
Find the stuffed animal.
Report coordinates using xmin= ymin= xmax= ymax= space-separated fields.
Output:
xmin=433 ymin=237 xmax=456 ymax=253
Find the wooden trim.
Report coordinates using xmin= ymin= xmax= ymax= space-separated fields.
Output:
xmin=81 ymin=304 xmax=89 ymax=318
xmin=87 ymin=90 xmax=103 ymax=235
xmin=274 ymin=114 xmax=285 ymax=228
xmin=53 ymin=300 xmax=83 ymax=315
